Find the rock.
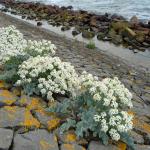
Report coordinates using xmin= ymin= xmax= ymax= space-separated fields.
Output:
xmin=61 ymin=26 xmax=70 ymax=31
xmin=19 ymin=95 xmax=46 ymax=110
xmin=97 ymin=32 xmax=106 ymax=40
xmin=88 ymin=141 xmax=117 ymax=150
xmin=0 ymin=128 xmax=13 ymax=150
xmin=72 ymin=30 xmax=80 ymax=36
xmin=0 ymin=90 xmax=17 ymax=106
xmin=130 ymin=16 xmax=139 ymax=25
xmin=0 ymin=106 xmax=40 ymax=128
xmin=134 ymin=145 xmax=150 ymax=150
xmin=60 ymin=144 xmax=85 ymax=150
xmin=111 ymin=21 xmax=130 ymax=33
xmin=82 ymin=30 xmax=95 ymax=39
xmin=35 ymin=109 xmax=60 ymax=131
xmin=58 ymin=130 xmax=77 ymax=144
xmin=13 ymin=130 xmax=59 ymax=150
xmin=144 ymin=133 xmax=150 ymax=145
xmin=11 ymin=87 xmax=21 ymax=97
xmin=130 ymin=131 xmax=144 ymax=144
xmin=37 ymin=22 xmax=42 ymax=26
xmin=112 ymin=35 xmax=122 ymax=45
xmin=135 ymin=31 xmax=145 ymax=43
xmin=122 ymin=27 xmax=136 ymax=39
xmin=21 ymin=15 xmax=26 ymax=19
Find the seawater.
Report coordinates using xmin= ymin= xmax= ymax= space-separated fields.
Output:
xmin=19 ymin=0 xmax=150 ymax=20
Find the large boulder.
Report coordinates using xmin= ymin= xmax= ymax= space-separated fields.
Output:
xmin=13 ymin=130 xmax=59 ymax=150
xmin=0 ymin=128 xmax=13 ymax=150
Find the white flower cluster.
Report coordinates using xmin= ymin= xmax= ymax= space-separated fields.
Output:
xmin=80 ymin=71 xmax=133 ymax=141
xmin=16 ymin=55 xmax=80 ymax=100
xmin=25 ymin=39 xmax=56 ymax=57
xmin=0 ymin=25 xmax=27 ymax=64
xmin=80 ymin=71 xmax=133 ymax=108
xmin=0 ymin=26 xmax=56 ymax=64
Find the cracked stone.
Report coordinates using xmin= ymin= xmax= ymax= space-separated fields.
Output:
xmin=0 ymin=106 xmax=40 ymax=128
xmin=0 ymin=128 xmax=13 ymax=150
xmin=0 ymin=90 xmax=17 ymax=106
xmin=35 ymin=109 xmax=60 ymax=131
xmin=13 ymin=129 xmax=59 ymax=150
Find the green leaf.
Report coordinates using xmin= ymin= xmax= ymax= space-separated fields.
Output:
xmin=120 ymin=132 xmax=135 ymax=150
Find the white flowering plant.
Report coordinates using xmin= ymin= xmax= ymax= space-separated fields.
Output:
xmin=0 ymin=26 xmax=57 ymax=83
xmin=24 ymin=39 xmax=56 ymax=57
xmin=16 ymin=55 xmax=80 ymax=100
xmin=48 ymin=72 xmax=135 ymax=149
xmin=0 ymin=25 xmax=27 ymax=64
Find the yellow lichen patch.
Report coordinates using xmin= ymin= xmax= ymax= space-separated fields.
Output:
xmin=133 ymin=117 xmax=150 ymax=134
xmin=4 ymin=106 xmax=17 ymax=112
xmin=47 ymin=118 xmax=60 ymax=131
xmin=0 ymin=90 xmax=16 ymax=105
xmin=22 ymin=108 xmax=40 ymax=128
xmin=40 ymin=140 xmax=54 ymax=150
xmin=63 ymin=144 xmax=74 ymax=150
xmin=27 ymin=98 xmax=43 ymax=110
xmin=4 ymin=106 xmax=17 ymax=120
xmin=65 ymin=132 xmax=77 ymax=143
xmin=117 ymin=141 xmax=127 ymax=150
xmin=20 ymin=96 xmax=46 ymax=112
xmin=0 ymin=90 xmax=14 ymax=98
xmin=127 ymin=110 xmax=135 ymax=116
xmin=54 ymin=135 xmax=58 ymax=142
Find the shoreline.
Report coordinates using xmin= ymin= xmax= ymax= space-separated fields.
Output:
xmin=0 ymin=0 xmax=150 ymax=54
xmin=0 ymin=10 xmax=150 ymax=150
xmin=0 ymin=5 xmax=150 ymax=69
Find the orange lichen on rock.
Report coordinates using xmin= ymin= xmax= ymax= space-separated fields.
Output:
xmin=22 ymin=108 xmax=40 ymax=128
xmin=63 ymin=144 xmax=74 ymax=150
xmin=47 ymin=118 xmax=60 ymax=131
xmin=27 ymin=98 xmax=43 ymax=110
xmin=40 ymin=140 xmax=54 ymax=150
xmin=65 ymin=132 xmax=77 ymax=143
xmin=134 ymin=118 xmax=150 ymax=133
xmin=117 ymin=141 xmax=127 ymax=150
xmin=0 ymin=90 xmax=16 ymax=105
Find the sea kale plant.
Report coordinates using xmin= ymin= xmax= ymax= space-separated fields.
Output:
xmin=0 ymin=25 xmax=27 ymax=64
xmin=48 ymin=71 xmax=135 ymax=149
xmin=0 ymin=26 xmax=57 ymax=83
xmin=16 ymin=55 xmax=80 ymax=100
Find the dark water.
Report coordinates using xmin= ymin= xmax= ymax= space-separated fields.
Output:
xmin=20 ymin=0 xmax=150 ymax=20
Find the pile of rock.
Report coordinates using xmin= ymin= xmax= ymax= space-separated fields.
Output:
xmin=0 ymin=0 xmax=150 ymax=52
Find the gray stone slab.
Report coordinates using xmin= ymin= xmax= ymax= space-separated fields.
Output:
xmin=0 ymin=128 xmax=13 ymax=150
xmin=13 ymin=129 xmax=59 ymax=150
